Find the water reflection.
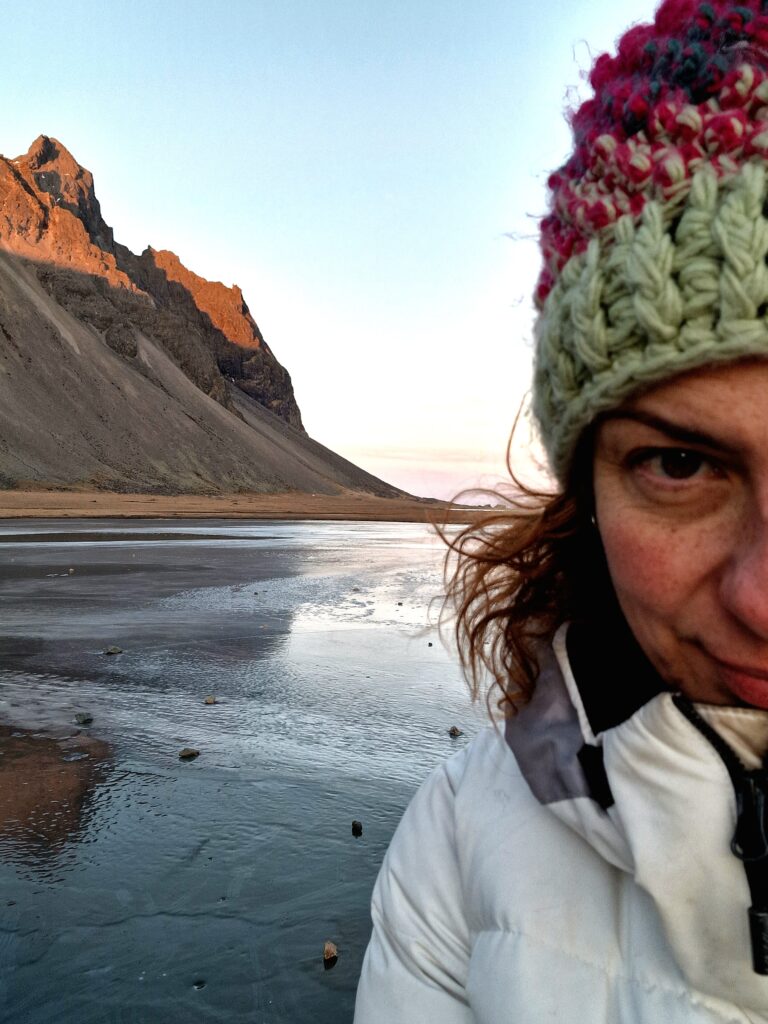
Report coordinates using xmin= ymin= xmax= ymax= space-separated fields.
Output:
xmin=0 ymin=521 xmax=478 ymax=1024
xmin=0 ymin=725 xmax=110 ymax=862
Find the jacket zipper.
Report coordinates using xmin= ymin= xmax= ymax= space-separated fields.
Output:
xmin=673 ymin=694 xmax=768 ymax=975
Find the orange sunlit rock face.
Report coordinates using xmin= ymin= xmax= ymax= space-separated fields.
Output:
xmin=0 ymin=136 xmax=136 ymax=292
xmin=0 ymin=135 xmax=404 ymax=497
xmin=0 ymin=135 xmax=302 ymax=429
xmin=149 ymin=248 xmax=265 ymax=351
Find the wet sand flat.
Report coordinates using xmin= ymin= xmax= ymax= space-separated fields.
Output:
xmin=0 ymin=489 xmax=486 ymax=523
xmin=0 ymin=519 xmax=484 ymax=1024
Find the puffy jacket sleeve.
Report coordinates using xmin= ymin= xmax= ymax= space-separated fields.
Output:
xmin=353 ymin=753 xmax=475 ymax=1023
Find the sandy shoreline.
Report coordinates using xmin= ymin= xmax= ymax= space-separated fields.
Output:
xmin=0 ymin=489 xmax=489 ymax=523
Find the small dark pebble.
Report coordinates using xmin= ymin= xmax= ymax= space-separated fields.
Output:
xmin=448 ymin=726 xmax=463 ymax=738
xmin=428 ymin=642 xmax=433 ymax=647
xmin=193 ymin=980 xmax=206 ymax=990
xmin=74 ymin=712 xmax=93 ymax=726
xmin=397 ymin=601 xmax=403 ymax=606
xmin=352 ymin=820 xmax=363 ymax=837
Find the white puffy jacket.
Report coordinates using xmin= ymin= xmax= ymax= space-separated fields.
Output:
xmin=354 ymin=626 xmax=768 ymax=1023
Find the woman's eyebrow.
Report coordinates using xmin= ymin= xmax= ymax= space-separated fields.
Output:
xmin=598 ymin=409 xmax=740 ymax=454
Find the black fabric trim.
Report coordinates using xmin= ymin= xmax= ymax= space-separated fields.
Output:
xmin=577 ymin=744 xmax=614 ymax=810
xmin=565 ymin=612 xmax=666 ymax=736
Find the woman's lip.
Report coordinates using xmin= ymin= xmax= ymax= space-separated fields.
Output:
xmin=711 ymin=656 xmax=768 ymax=681
xmin=710 ymin=655 xmax=768 ymax=708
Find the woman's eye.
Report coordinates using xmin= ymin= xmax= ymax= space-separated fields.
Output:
xmin=653 ymin=449 xmax=705 ymax=480
xmin=631 ymin=448 xmax=721 ymax=483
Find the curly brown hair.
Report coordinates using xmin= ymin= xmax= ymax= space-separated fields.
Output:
xmin=441 ymin=429 xmax=616 ymax=716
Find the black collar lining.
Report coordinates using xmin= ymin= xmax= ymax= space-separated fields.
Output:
xmin=565 ymin=614 xmax=666 ymax=736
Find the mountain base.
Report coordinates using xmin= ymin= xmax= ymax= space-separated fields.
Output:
xmin=0 ymin=489 xmax=482 ymax=523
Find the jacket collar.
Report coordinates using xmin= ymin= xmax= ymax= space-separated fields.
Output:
xmin=504 ymin=626 xmax=768 ymax=1012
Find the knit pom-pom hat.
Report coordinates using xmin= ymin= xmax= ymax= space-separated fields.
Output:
xmin=533 ymin=0 xmax=768 ymax=483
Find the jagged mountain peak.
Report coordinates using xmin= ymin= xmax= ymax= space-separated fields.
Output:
xmin=23 ymin=134 xmax=72 ymax=169
xmin=0 ymin=135 xmax=295 ymax=420
xmin=12 ymin=134 xmax=113 ymax=251
xmin=0 ymin=135 xmax=402 ymax=498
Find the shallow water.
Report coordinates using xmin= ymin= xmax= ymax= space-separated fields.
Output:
xmin=0 ymin=520 xmax=482 ymax=1023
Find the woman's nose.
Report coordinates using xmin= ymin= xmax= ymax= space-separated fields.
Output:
xmin=720 ymin=528 xmax=768 ymax=640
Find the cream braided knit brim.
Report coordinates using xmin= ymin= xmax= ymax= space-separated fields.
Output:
xmin=533 ymin=158 xmax=768 ymax=482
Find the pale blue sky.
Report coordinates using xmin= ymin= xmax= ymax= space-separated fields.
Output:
xmin=3 ymin=0 xmax=656 ymax=498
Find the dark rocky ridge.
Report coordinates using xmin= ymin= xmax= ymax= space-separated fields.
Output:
xmin=0 ymin=136 xmax=403 ymax=497
xmin=1 ymin=135 xmax=301 ymax=427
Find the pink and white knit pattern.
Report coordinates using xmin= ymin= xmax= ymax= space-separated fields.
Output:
xmin=533 ymin=0 xmax=768 ymax=481
xmin=537 ymin=0 xmax=768 ymax=307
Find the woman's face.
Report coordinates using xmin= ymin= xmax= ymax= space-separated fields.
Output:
xmin=593 ymin=359 xmax=768 ymax=708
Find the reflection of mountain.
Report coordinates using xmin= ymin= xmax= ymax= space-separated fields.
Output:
xmin=0 ymin=135 xmax=404 ymax=497
xmin=0 ymin=726 xmax=109 ymax=860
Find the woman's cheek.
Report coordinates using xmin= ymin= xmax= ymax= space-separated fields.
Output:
xmin=600 ymin=517 xmax=688 ymax=614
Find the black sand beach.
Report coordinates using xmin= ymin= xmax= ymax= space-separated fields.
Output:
xmin=0 ymin=519 xmax=482 ymax=1023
